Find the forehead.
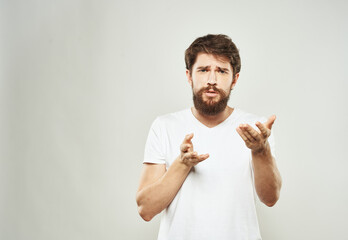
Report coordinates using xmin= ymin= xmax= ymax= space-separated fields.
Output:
xmin=193 ymin=52 xmax=231 ymax=69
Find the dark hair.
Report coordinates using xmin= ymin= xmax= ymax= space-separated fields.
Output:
xmin=185 ymin=34 xmax=241 ymax=79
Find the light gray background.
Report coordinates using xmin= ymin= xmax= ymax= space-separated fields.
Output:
xmin=1 ymin=0 xmax=347 ymax=239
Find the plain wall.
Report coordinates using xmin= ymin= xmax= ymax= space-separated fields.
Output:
xmin=1 ymin=0 xmax=347 ymax=239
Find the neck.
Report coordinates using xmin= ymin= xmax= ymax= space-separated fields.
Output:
xmin=191 ymin=106 xmax=234 ymax=128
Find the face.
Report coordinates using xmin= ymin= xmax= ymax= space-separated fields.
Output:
xmin=186 ymin=53 xmax=239 ymax=115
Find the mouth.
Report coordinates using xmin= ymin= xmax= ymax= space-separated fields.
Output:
xmin=205 ymin=90 xmax=219 ymax=97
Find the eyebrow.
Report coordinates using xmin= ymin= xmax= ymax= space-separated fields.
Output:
xmin=217 ymin=67 xmax=230 ymax=72
xmin=196 ymin=66 xmax=230 ymax=72
xmin=196 ymin=66 xmax=209 ymax=70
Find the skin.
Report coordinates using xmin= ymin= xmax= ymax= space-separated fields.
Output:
xmin=136 ymin=53 xmax=282 ymax=222
xmin=236 ymin=116 xmax=282 ymax=206
xmin=187 ymin=53 xmax=239 ymax=127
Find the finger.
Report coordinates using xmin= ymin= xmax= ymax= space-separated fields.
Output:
xmin=243 ymin=129 xmax=255 ymax=142
xmin=184 ymin=151 xmax=207 ymax=162
xmin=180 ymin=143 xmax=192 ymax=153
xmin=256 ymin=121 xmax=270 ymax=138
xmin=236 ymin=127 xmax=251 ymax=142
xmin=182 ymin=151 xmax=197 ymax=161
xmin=197 ymin=153 xmax=209 ymax=162
xmin=239 ymin=124 xmax=256 ymax=141
xmin=264 ymin=115 xmax=276 ymax=130
xmin=183 ymin=133 xmax=194 ymax=144
xmin=244 ymin=124 xmax=261 ymax=141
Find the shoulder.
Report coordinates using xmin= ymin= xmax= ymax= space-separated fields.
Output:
xmin=154 ymin=108 xmax=191 ymax=126
xmin=148 ymin=109 xmax=191 ymax=134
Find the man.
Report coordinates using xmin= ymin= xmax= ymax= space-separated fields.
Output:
xmin=136 ymin=34 xmax=282 ymax=240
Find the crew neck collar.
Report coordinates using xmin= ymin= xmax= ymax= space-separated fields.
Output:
xmin=188 ymin=107 xmax=239 ymax=130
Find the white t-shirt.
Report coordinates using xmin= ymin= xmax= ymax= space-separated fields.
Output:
xmin=143 ymin=107 xmax=276 ymax=240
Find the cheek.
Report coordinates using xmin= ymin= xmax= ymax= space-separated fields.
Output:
xmin=191 ymin=84 xmax=203 ymax=96
xmin=221 ymin=77 xmax=233 ymax=88
xmin=192 ymin=73 xmax=206 ymax=83
xmin=192 ymin=77 xmax=206 ymax=88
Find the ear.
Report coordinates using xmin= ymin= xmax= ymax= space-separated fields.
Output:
xmin=186 ymin=69 xmax=193 ymax=88
xmin=231 ymin=73 xmax=239 ymax=90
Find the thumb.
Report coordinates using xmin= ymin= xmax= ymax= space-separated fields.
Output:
xmin=265 ymin=115 xmax=276 ymax=130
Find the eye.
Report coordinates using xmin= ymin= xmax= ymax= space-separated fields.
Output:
xmin=219 ymin=70 xmax=226 ymax=74
xmin=199 ymin=69 xmax=207 ymax=72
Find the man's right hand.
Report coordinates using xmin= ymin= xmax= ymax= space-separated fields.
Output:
xmin=179 ymin=133 xmax=209 ymax=167
xmin=136 ymin=133 xmax=209 ymax=221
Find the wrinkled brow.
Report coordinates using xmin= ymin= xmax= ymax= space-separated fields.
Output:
xmin=197 ymin=66 xmax=230 ymax=72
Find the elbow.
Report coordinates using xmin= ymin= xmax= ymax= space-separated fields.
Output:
xmin=264 ymin=198 xmax=278 ymax=207
xmin=136 ymin=194 xmax=154 ymax=221
xmin=262 ymin=191 xmax=280 ymax=207
xmin=138 ymin=205 xmax=154 ymax=222
xmin=136 ymin=191 xmax=160 ymax=221
xmin=262 ymin=178 xmax=282 ymax=207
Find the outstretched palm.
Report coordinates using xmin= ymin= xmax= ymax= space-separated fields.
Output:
xmin=236 ymin=115 xmax=276 ymax=153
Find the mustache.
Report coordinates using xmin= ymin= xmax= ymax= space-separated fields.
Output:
xmin=203 ymin=85 xmax=221 ymax=93
xmin=193 ymin=85 xmax=230 ymax=116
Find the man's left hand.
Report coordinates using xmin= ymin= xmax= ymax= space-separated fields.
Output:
xmin=236 ymin=115 xmax=276 ymax=154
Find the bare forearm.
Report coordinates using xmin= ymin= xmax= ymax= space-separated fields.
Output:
xmin=252 ymin=143 xmax=282 ymax=207
xmin=136 ymin=156 xmax=192 ymax=221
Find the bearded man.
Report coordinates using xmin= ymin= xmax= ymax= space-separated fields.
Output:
xmin=136 ymin=34 xmax=282 ymax=240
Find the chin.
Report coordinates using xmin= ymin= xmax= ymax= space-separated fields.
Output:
xmin=204 ymin=97 xmax=220 ymax=104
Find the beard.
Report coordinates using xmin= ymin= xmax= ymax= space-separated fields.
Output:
xmin=192 ymin=85 xmax=231 ymax=116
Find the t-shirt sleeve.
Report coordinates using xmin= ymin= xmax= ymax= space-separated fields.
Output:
xmin=143 ymin=117 xmax=166 ymax=164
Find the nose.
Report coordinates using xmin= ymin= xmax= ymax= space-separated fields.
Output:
xmin=207 ymin=71 xmax=217 ymax=85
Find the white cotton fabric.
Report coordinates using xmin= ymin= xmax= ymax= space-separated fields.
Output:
xmin=143 ymin=107 xmax=276 ymax=240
